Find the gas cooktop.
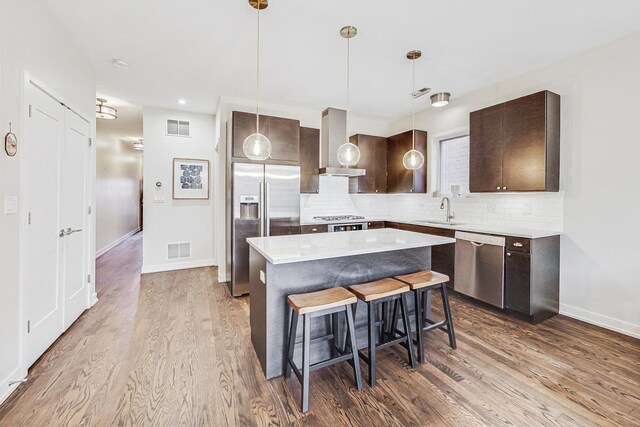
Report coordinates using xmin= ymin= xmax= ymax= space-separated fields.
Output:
xmin=313 ymin=215 xmax=365 ymax=222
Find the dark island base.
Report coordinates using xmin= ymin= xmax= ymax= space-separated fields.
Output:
xmin=250 ymin=247 xmax=432 ymax=379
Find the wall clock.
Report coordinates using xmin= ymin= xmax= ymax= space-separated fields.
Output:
xmin=5 ymin=123 xmax=17 ymax=157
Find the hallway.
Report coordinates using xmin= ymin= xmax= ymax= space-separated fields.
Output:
xmin=1 ymin=233 xmax=638 ymax=426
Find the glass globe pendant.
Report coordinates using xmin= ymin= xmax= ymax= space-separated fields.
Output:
xmin=243 ymin=132 xmax=272 ymax=160
xmin=403 ymin=147 xmax=424 ymax=169
xmin=242 ymin=0 xmax=272 ymax=161
xmin=337 ymin=141 xmax=360 ymax=167
xmin=404 ymin=50 xmax=424 ymax=171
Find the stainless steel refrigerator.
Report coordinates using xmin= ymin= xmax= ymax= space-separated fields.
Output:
xmin=231 ymin=163 xmax=301 ymax=296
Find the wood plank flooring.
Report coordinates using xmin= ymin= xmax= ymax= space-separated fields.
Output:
xmin=1 ymin=231 xmax=638 ymax=426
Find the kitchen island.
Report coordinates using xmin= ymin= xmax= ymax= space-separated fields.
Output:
xmin=247 ymin=228 xmax=455 ymax=379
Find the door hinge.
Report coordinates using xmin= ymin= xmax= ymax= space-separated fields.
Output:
xmin=87 ymin=274 xmax=91 ymax=284
xmin=27 ymin=321 xmax=31 ymax=333
xmin=28 ymin=212 xmax=31 ymax=225
xmin=88 ymin=205 xmax=92 ymax=215
xmin=88 ymin=137 xmax=92 ymax=147
xmin=28 ymin=105 xmax=32 ymax=118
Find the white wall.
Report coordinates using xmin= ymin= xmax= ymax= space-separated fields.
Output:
xmin=388 ymin=32 xmax=640 ymax=337
xmin=142 ymin=107 xmax=216 ymax=273
xmin=0 ymin=0 xmax=96 ymax=404
xmin=96 ymin=126 xmax=143 ymax=256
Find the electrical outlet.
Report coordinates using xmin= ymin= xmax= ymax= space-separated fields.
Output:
xmin=488 ymin=202 xmax=498 ymax=214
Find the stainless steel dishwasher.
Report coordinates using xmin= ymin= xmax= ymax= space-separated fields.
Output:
xmin=454 ymin=231 xmax=506 ymax=308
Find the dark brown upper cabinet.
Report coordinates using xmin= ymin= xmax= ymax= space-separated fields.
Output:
xmin=469 ymin=91 xmax=560 ymax=192
xmin=300 ymin=127 xmax=320 ymax=193
xmin=348 ymin=134 xmax=388 ymax=194
xmin=387 ymin=129 xmax=427 ymax=193
xmin=232 ymin=111 xmax=300 ymax=163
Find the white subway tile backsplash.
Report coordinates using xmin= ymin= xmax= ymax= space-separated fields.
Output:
xmin=301 ymin=176 xmax=563 ymax=232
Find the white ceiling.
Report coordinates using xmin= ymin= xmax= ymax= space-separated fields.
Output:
xmin=44 ymin=0 xmax=640 ymax=120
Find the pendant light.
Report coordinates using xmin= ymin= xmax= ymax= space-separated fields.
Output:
xmin=96 ymin=98 xmax=117 ymax=120
xmin=336 ymin=25 xmax=361 ymax=167
xmin=402 ymin=50 xmax=425 ymax=170
xmin=242 ymin=0 xmax=272 ymax=161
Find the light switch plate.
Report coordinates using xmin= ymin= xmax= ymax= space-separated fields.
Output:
xmin=5 ymin=196 xmax=18 ymax=214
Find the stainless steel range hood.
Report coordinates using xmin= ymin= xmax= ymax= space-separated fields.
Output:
xmin=319 ymin=107 xmax=366 ymax=177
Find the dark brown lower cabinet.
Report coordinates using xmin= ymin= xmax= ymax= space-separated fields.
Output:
xmin=505 ymin=235 xmax=560 ymax=323
xmin=300 ymin=224 xmax=328 ymax=234
xmin=366 ymin=221 xmax=385 ymax=229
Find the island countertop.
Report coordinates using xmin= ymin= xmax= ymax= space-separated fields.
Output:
xmin=246 ymin=228 xmax=455 ymax=265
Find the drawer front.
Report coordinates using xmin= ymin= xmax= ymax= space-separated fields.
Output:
xmin=506 ymin=237 xmax=531 ymax=254
xmin=367 ymin=221 xmax=385 ymax=229
xmin=300 ymin=224 xmax=328 ymax=234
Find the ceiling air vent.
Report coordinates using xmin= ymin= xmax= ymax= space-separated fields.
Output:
xmin=168 ymin=242 xmax=191 ymax=260
xmin=167 ymin=119 xmax=190 ymax=137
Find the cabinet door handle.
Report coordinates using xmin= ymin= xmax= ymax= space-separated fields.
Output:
xmin=512 ymin=242 xmax=523 ymax=247
xmin=503 ymin=186 xmax=507 ymax=190
xmin=507 ymin=252 xmax=512 ymax=257
xmin=311 ymin=228 xmax=318 ymax=232
xmin=496 ymin=186 xmax=501 ymax=190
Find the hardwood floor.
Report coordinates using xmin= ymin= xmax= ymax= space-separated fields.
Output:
xmin=1 ymin=231 xmax=638 ymax=426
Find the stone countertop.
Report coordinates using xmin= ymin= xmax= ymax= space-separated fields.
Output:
xmin=247 ymin=228 xmax=455 ymax=265
xmin=300 ymin=218 xmax=562 ymax=239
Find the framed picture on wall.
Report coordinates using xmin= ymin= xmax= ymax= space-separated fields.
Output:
xmin=172 ymin=158 xmax=210 ymax=199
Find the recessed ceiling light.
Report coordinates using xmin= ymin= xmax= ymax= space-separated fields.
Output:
xmin=430 ymin=92 xmax=451 ymax=107
xmin=111 ymin=58 xmax=129 ymax=69
xmin=178 ymin=99 xmax=187 ymax=105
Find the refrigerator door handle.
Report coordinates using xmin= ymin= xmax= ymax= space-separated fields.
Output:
xmin=259 ymin=182 xmax=264 ymax=237
xmin=265 ymin=183 xmax=271 ymax=237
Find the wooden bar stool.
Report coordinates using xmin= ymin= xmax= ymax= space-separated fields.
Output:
xmin=394 ymin=270 xmax=456 ymax=364
xmin=285 ymin=287 xmax=363 ymax=413
xmin=348 ymin=278 xmax=416 ymax=387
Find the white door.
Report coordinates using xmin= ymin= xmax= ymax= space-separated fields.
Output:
xmin=24 ymin=82 xmax=65 ymax=367
xmin=62 ymin=110 xmax=89 ymax=329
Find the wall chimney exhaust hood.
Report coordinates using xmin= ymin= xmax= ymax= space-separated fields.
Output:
xmin=319 ymin=107 xmax=366 ymax=177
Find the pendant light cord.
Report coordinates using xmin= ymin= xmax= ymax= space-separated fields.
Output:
xmin=412 ymin=56 xmax=416 ymax=150
xmin=256 ymin=2 xmax=261 ymax=133
xmin=346 ymin=36 xmax=350 ymax=138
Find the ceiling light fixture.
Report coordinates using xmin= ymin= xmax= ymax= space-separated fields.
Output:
xmin=242 ymin=0 xmax=272 ymax=161
xmin=178 ymin=99 xmax=187 ymax=105
xmin=111 ymin=58 xmax=129 ymax=69
xmin=336 ymin=25 xmax=361 ymax=168
xmin=402 ymin=50 xmax=425 ymax=170
xmin=133 ymin=139 xmax=144 ymax=150
xmin=431 ymin=92 xmax=451 ymax=107
xmin=96 ymin=98 xmax=117 ymax=120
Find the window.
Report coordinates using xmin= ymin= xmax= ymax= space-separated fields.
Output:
xmin=439 ymin=135 xmax=470 ymax=195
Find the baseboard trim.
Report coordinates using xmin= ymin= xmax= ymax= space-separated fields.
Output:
xmin=559 ymin=303 xmax=640 ymax=339
xmin=0 ymin=366 xmax=26 ymax=406
xmin=218 ymin=272 xmax=229 ymax=283
xmin=141 ymin=259 xmax=217 ymax=274
xmin=90 ymin=292 xmax=99 ymax=307
xmin=96 ymin=228 xmax=140 ymax=259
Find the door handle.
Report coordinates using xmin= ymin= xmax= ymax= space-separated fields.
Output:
xmin=259 ymin=183 xmax=264 ymax=237
xmin=470 ymin=241 xmax=485 ymax=247
xmin=265 ymin=183 xmax=271 ymax=237
xmin=60 ymin=227 xmax=83 ymax=237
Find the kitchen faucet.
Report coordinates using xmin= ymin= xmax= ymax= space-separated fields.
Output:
xmin=440 ymin=197 xmax=455 ymax=223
